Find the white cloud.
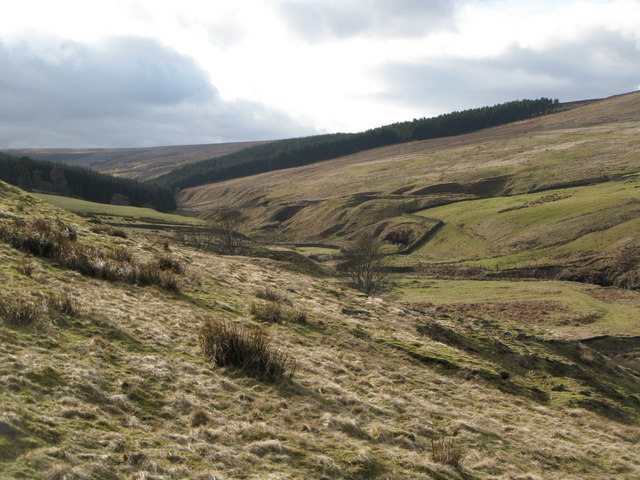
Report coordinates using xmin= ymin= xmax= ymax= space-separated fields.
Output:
xmin=0 ymin=36 xmax=311 ymax=147
xmin=0 ymin=0 xmax=639 ymax=146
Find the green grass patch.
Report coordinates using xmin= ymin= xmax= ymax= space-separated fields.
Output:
xmin=390 ymin=277 xmax=640 ymax=338
xmin=35 ymin=193 xmax=203 ymax=225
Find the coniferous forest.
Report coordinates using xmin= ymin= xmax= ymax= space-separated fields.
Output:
xmin=0 ymin=153 xmax=176 ymax=212
xmin=155 ymin=98 xmax=558 ymax=190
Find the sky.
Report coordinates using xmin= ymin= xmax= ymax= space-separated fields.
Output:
xmin=1 ymin=0 xmax=639 ymax=148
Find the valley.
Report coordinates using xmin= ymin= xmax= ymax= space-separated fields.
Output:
xmin=1 ymin=92 xmax=640 ymax=479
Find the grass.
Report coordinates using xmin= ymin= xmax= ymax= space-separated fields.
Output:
xmin=0 ymin=218 xmax=182 ymax=291
xmin=177 ymin=92 xmax=640 ymax=249
xmin=35 ymin=193 xmax=204 ymax=225
xmin=198 ymin=318 xmax=297 ymax=381
xmin=407 ymin=174 xmax=640 ymax=265
xmin=390 ymin=276 xmax=640 ymax=338
xmin=431 ymin=435 xmax=466 ymax=468
xmin=2 ymin=210 xmax=640 ymax=478
xmin=2 ymin=92 xmax=640 ymax=478
xmin=0 ymin=295 xmax=47 ymax=329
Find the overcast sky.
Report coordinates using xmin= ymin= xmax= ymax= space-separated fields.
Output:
xmin=1 ymin=0 xmax=639 ymax=148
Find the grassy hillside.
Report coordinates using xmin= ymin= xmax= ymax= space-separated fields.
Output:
xmin=35 ymin=193 xmax=204 ymax=227
xmin=3 ymin=181 xmax=640 ymax=479
xmin=3 ymin=141 xmax=270 ymax=181
xmin=156 ymin=99 xmax=558 ymax=191
xmin=404 ymin=174 xmax=640 ymax=265
xmin=177 ymin=92 xmax=640 ymax=281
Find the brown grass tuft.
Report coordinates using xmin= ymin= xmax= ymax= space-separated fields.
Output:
xmin=190 ymin=407 xmax=210 ymax=427
xmin=198 ymin=318 xmax=297 ymax=381
xmin=154 ymin=254 xmax=186 ymax=274
xmin=0 ymin=296 xmax=48 ymax=329
xmin=431 ymin=434 xmax=465 ymax=468
xmin=253 ymin=287 xmax=291 ymax=304
xmin=48 ymin=290 xmax=80 ymax=317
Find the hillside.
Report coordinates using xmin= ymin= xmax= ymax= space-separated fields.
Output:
xmin=3 ymin=180 xmax=640 ymax=479
xmin=2 ymin=141 xmax=270 ymax=181
xmin=155 ymin=98 xmax=558 ymax=190
xmin=177 ymin=92 xmax=640 ymax=286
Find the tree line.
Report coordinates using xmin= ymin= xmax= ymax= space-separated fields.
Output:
xmin=155 ymin=98 xmax=559 ymax=191
xmin=0 ymin=152 xmax=176 ymax=212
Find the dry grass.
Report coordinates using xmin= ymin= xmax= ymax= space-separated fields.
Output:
xmin=3 ymin=179 xmax=640 ymax=479
xmin=47 ymin=290 xmax=80 ymax=317
xmin=253 ymin=286 xmax=291 ymax=304
xmin=250 ymin=301 xmax=307 ymax=324
xmin=0 ymin=295 xmax=47 ymax=328
xmin=0 ymin=218 xmax=182 ymax=291
xmin=198 ymin=318 xmax=297 ymax=381
xmin=431 ymin=434 xmax=466 ymax=468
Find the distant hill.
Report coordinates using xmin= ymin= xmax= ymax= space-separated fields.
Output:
xmin=155 ymin=98 xmax=559 ymax=190
xmin=2 ymin=141 xmax=271 ymax=181
xmin=177 ymin=91 xmax=640 ymax=287
xmin=0 ymin=152 xmax=176 ymax=211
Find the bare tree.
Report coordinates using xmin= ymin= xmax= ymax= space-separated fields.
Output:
xmin=177 ymin=209 xmax=249 ymax=255
xmin=340 ymin=235 xmax=389 ymax=295
xmin=177 ymin=224 xmax=216 ymax=251
xmin=213 ymin=209 xmax=248 ymax=255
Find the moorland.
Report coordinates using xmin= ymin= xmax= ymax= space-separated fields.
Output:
xmin=1 ymin=92 xmax=639 ymax=479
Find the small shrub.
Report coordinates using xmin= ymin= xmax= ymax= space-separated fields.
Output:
xmin=431 ymin=435 xmax=465 ymax=468
xmin=0 ymin=296 xmax=47 ymax=328
xmin=198 ymin=318 xmax=296 ymax=381
xmin=339 ymin=236 xmax=389 ymax=296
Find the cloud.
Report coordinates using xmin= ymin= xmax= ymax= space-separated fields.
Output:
xmin=278 ymin=0 xmax=461 ymax=41
xmin=377 ymin=28 xmax=640 ymax=114
xmin=0 ymin=36 xmax=312 ymax=148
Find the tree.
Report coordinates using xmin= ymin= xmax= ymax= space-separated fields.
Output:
xmin=213 ymin=209 xmax=249 ymax=255
xmin=340 ymin=235 xmax=389 ymax=295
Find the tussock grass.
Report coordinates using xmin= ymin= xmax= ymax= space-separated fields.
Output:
xmin=191 ymin=407 xmax=210 ymax=427
xmin=47 ymin=290 xmax=80 ymax=317
xmin=250 ymin=301 xmax=307 ymax=324
xmin=154 ymin=254 xmax=186 ymax=274
xmin=431 ymin=434 xmax=465 ymax=468
xmin=251 ymin=287 xmax=307 ymax=323
xmin=0 ymin=218 xmax=181 ymax=291
xmin=0 ymin=296 xmax=48 ymax=328
xmin=16 ymin=260 xmax=36 ymax=277
xmin=198 ymin=318 xmax=297 ymax=381
xmin=254 ymin=286 xmax=291 ymax=304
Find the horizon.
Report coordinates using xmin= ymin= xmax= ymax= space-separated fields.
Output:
xmin=1 ymin=0 xmax=640 ymax=149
